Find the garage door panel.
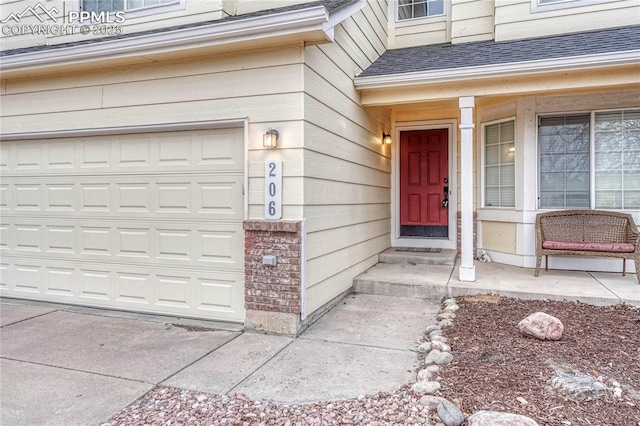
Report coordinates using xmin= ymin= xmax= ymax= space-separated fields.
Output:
xmin=5 ymin=175 xmax=243 ymax=220
xmin=0 ymin=128 xmax=245 ymax=322
xmin=2 ymin=130 xmax=244 ymax=176
xmin=4 ymin=219 xmax=243 ymax=270
xmin=0 ymin=259 xmax=244 ymax=321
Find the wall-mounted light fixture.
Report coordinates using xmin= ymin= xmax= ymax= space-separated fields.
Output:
xmin=263 ymin=128 xmax=279 ymax=149
xmin=382 ymin=133 xmax=392 ymax=145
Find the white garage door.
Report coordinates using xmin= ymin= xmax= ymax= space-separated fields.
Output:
xmin=0 ymin=128 xmax=246 ymax=322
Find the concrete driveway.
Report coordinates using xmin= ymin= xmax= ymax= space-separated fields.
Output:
xmin=0 ymin=294 xmax=439 ymax=425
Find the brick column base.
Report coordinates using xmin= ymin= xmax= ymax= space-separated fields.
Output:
xmin=243 ymin=220 xmax=303 ymax=335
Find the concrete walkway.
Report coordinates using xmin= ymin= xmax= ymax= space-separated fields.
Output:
xmin=1 ymin=260 xmax=638 ymax=425
xmin=0 ymin=294 xmax=439 ymax=426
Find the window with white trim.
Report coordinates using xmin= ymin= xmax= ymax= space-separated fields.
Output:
xmin=82 ymin=0 xmax=176 ymax=13
xmin=483 ymin=119 xmax=516 ymax=207
xmin=531 ymin=0 xmax=619 ymax=13
xmin=398 ymin=0 xmax=444 ymax=20
xmin=538 ymin=109 xmax=640 ymax=209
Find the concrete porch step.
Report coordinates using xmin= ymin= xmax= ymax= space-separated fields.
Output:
xmin=379 ymin=247 xmax=457 ymax=266
xmin=352 ymin=262 xmax=454 ymax=300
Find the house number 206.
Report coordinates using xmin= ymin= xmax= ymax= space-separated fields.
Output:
xmin=265 ymin=158 xmax=282 ymax=219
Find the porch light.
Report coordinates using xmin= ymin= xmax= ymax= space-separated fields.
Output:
xmin=263 ymin=128 xmax=279 ymax=149
xmin=382 ymin=133 xmax=392 ymax=145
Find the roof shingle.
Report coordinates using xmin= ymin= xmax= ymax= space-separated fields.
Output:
xmin=358 ymin=25 xmax=640 ymax=78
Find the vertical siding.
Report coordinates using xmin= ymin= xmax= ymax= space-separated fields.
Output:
xmin=450 ymin=0 xmax=494 ymax=44
xmin=302 ymin=3 xmax=391 ymax=315
xmin=495 ymin=0 xmax=640 ymax=41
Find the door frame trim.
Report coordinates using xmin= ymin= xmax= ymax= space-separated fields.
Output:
xmin=392 ymin=120 xmax=458 ymax=249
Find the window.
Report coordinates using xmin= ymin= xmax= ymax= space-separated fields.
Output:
xmin=531 ymin=0 xmax=619 ymax=13
xmin=538 ymin=109 xmax=640 ymax=210
xmin=539 ymin=115 xmax=590 ymax=208
xmin=484 ymin=119 xmax=515 ymax=207
xmin=398 ymin=0 xmax=444 ymax=20
xmin=82 ymin=0 xmax=175 ymax=13
xmin=594 ymin=110 xmax=640 ymax=209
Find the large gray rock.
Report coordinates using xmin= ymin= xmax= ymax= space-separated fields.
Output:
xmin=424 ymin=349 xmax=453 ymax=366
xmin=517 ymin=312 xmax=564 ymax=340
xmin=436 ymin=400 xmax=465 ymax=426
xmin=467 ymin=411 xmax=539 ymax=426
xmin=549 ymin=369 xmax=609 ymax=400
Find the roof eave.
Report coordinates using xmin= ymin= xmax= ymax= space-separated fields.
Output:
xmin=354 ymin=51 xmax=640 ymax=90
xmin=0 ymin=4 xmax=354 ymax=74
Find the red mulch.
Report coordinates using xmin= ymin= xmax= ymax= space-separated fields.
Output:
xmin=438 ymin=296 xmax=640 ymax=425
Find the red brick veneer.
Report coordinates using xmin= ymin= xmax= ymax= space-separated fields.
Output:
xmin=243 ymin=220 xmax=302 ymax=314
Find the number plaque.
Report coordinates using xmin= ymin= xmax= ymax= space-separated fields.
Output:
xmin=265 ymin=158 xmax=282 ymax=219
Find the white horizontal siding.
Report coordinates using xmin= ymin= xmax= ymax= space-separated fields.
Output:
xmin=391 ymin=20 xmax=449 ymax=48
xmin=451 ymin=0 xmax=495 ymax=43
xmin=495 ymin=0 xmax=640 ymax=41
xmin=302 ymin=3 xmax=391 ymax=315
xmin=0 ymin=0 xmax=226 ymax=51
xmin=1 ymin=44 xmax=307 ymax=227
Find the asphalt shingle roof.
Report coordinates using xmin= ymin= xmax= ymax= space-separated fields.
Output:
xmin=358 ymin=25 xmax=640 ymax=78
xmin=0 ymin=0 xmax=354 ymax=56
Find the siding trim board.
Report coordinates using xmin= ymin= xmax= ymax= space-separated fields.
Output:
xmin=0 ymin=119 xmax=247 ymax=141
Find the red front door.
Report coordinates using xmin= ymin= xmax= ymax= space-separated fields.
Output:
xmin=400 ymin=129 xmax=448 ymax=236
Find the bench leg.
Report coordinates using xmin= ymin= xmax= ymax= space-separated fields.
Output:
xmin=534 ymin=255 xmax=541 ymax=277
xmin=635 ymin=258 xmax=640 ymax=285
xmin=622 ymin=259 xmax=626 ymax=277
xmin=545 ymin=255 xmax=549 ymax=272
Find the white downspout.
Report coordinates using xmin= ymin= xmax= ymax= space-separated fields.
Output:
xmin=459 ymin=96 xmax=476 ymax=282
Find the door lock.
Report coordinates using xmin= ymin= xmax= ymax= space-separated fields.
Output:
xmin=442 ymin=180 xmax=449 ymax=208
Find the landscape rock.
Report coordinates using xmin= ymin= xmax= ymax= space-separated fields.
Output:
xmin=425 ymin=325 xmax=441 ymax=334
xmin=429 ymin=329 xmax=443 ymax=339
xmin=418 ymin=395 xmax=447 ymax=409
xmin=549 ymin=369 xmax=609 ymax=400
xmin=437 ymin=312 xmax=456 ymax=320
xmin=467 ymin=411 xmax=539 ymax=426
xmin=436 ymin=400 xmax=465 ymax=426
xmin=417 ymin=342 xmax=432 ymax=353
xmin=430 ymin=335 xmax=448 ymax=344
xmin=517 ymin=311 xmax=564 ymax=340
xmin=430 ymin=341 xmax=451 ymax=352
xmin=425 ymin=349 xmax=453 ymax=366
xmin=443 ymin=304 xmax=459 ymax=312
xmin=439 ymin=319 xmax=454 ymax=328
xmin=417 ymin=365 xmax=439 ymax=381
xmin=411 ymin=381 xmax=441 ymax=394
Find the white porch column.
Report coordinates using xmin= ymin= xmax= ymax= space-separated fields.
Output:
xmin=459 ymin=96 xmax=476 ymax=282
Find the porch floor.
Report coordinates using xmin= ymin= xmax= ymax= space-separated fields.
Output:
xmin=354 ymin=257 xmax=639 ymax=306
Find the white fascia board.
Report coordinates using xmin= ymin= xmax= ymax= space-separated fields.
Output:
xmin=354 ymin=50 xmax=640 ymax=90
xmin=323 ymin=0 xmax=365 ymax=33
xmin=0 ymin=6 xmax=332 ymax=72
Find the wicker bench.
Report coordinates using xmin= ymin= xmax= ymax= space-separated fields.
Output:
xmin=535 ymin=210 xmax=640 ymax=284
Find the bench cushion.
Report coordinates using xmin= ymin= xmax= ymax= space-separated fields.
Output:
xmin=542 ymin=240 xmax=636 ymax=253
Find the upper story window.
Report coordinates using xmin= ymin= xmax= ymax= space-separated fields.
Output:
xmin=531 ymin=0 xmax=619 ymax=13
xmin=398 ymin=0 xmax=444 ymax=20
xmin=82 ymin=0 xmax=176 ymax=13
